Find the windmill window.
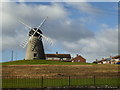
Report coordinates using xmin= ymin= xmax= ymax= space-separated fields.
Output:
xmin=34 ymin=53 xmax=37 ymax=57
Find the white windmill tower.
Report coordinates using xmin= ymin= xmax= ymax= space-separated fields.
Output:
xmin=19 ymin=17 xmax=49 ymax=60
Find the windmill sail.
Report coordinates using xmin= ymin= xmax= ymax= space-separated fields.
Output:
xmin=18 ymin=19 xmax=31 ymax=30
xmin=20 ymin=34 xmax=29 ymax=48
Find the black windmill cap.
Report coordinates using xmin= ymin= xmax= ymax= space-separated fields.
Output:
xmin=29 ymin=28 xmax=43 ymax=36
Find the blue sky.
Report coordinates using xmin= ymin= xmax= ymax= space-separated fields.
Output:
xmin=1 ymin=2 xmax=118 ymax=62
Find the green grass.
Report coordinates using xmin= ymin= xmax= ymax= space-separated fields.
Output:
xmin=1 ymin=60 xmax=93 ymax=65
xmin=2 ymin=60 xmax=119 ymax=88
xmin=2 ymin=77 xmax=120 ymax=88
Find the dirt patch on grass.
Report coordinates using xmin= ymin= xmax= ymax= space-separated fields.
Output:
xmin=2 ymin=65 xmax=119 ymax=78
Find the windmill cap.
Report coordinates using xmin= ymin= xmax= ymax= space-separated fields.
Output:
xmin=29 ymin=28 xmax=43 ymax=36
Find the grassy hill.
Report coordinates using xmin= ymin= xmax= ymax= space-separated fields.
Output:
xmin=2 ymin=60 xmax=118 ymax=78
xmin=2 ymin=60 xmax=91 ymax=65
xmin=2 ymin=60 xmax=120 ymax=88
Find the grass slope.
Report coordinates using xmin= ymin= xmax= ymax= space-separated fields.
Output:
xmin=2 ymin=60 xmax=120 ymax=88
xmin=2 ymin=60 xmax=92 ymax=65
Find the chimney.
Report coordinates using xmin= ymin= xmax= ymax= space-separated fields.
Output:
xmin=56 ymin=52 xmax=58 ymax=54
xmin=76 ymin=54 xmax=79 ymax=56
xmin=96 ymin=59 xmax=98 ymax=61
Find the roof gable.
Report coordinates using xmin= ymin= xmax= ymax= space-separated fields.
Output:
xmin=72 ymin=55 xmax=86 ymax=60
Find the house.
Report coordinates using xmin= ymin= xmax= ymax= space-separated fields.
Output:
xmin=45 ymin=52 xmax=71 ymax=61
xmin=111 ymin=55 xmax=120 ymax=64
xmin=113 ymin=55 xmax=120 ymax=59
xmin=97 ymin=58 xmax=111 ymax=64
xmin=95 ymin=55 xmax=120 ymax=64
xmin=71 ymin=54 xmax=86 ymax=63
xmin=116 ymin=61 xmax=120 ymax=64
xmin=110 ymin=59 xmax=119 ymax=64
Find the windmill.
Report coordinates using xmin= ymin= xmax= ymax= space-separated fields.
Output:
xmin=19 ymin=17 xmax=49 ymax=60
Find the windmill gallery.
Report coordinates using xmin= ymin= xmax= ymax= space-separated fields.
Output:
xmin=19 ymin=17 xmax=86 ymax=63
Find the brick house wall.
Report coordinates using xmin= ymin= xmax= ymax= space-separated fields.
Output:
xmin=72 ymin=55 xmax=86 ymax=63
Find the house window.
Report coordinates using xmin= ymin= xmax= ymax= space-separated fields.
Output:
xmin=34 ymin=53 xmax=37 ymax=57
xmin=48 ymin=58 xmax=52 ymax=60
xmin=63 ymin=58 xmax=67 ymax=60
xmin=60 ymin=58 xmax=63 ymax=61
xmin=78 ymin=60 xmax=80 ymax=62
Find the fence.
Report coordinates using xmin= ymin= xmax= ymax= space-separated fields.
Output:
xmin=2 ymin=74 xmax=120 ymax=88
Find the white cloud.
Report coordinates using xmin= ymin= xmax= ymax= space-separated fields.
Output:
xmin=1 ymin=0 xmax=119 ymax=2
xmin=62 ymin=26 xmax=118 ymax=62
xmin=65 ymin=2 xmax=102 ymax=15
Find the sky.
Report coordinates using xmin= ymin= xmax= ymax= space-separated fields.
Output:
xmin=1 ymin=1 xmax=119 ymax=62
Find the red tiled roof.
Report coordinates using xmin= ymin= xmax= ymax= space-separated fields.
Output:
xmin=98 ymin=59 xmax=106 ymax=62
xmin=72 ymin=55 xmax=86 ymax=60
xmin=45 ymin=54 xmax=71 ymax=58
xmin=113 ymin=55 xmax=120 ymax=59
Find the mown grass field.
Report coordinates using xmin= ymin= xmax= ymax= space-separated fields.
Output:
xmin=1 ymin=60 xmax=92 ymax=65
xmin=2 ymin=60 xmax=120 ymax=88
